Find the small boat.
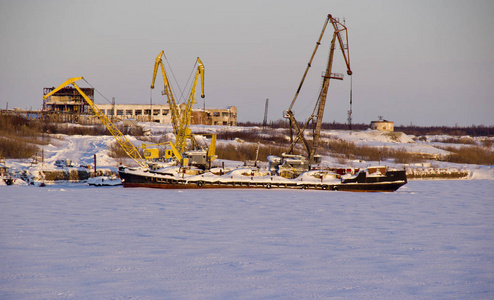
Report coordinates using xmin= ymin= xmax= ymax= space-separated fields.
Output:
xmin=3 ymin=177 xmax=15 ymax=186
xmin=87 ymin=175 xmax=122 ymax=186
xmin=336 ymin=166 xmax=407 ymax=192
xmin=1 ymin=163 xmax=15 ymax=185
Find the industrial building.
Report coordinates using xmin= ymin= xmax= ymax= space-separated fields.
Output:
xmin=42 ymin=86 xmax=237 ymax=126
xmin=42 ymin=86 xmax=93 ymax=114
xmin=96 ymin=103 xmax=237 ymax=126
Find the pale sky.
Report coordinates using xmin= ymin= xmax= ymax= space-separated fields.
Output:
xmin=1 ymin=0 xmax=493 ymax=126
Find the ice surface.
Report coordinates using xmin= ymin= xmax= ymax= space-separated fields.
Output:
xmin=1 ymin=180 xmax=493 ymax=299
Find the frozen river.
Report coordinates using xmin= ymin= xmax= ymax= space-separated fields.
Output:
xmin=1 ymin=180 xmax=493 ymax=299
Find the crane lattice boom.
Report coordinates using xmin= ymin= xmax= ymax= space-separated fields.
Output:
xmin=43 ymin=77 xmax=148 ymax=169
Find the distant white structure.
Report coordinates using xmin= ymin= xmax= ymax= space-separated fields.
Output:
xmin=371 ymin=118 xmax=394 ymax=132
xmin=96 ymin=103 xmax=237 ymax=126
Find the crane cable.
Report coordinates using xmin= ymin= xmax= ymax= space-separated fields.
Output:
xmin=163 ymin=54 xmax=194 ymax=104
xmin=182 ymin=59 xmax=199 ymax=103
xmin=82 ymin=78 xmax=113 ymax=105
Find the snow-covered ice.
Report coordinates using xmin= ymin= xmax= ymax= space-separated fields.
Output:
xmin=1 ymin=180 xmax=493 ymax=299
xmin=1 ymin=125 xmax=493 ymax=298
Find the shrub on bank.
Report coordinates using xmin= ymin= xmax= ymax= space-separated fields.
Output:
xmin=107 ymin=141 xmax=145 ymax=158
xmin=323 ymin=139 xmax=424 ymax=164
xmin=0 ymin=137 xmax=39 ymax=159
xmin=441 ymin=145 xmax=494 ymax=165
xmin=215 ymin=143 xmax=287 ymax=162
xmin=0 ymin=115 xmax=43 ymax=158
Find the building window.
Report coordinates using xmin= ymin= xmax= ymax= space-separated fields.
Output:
xmin=135 ymin=110 xmax=142 ymax=115
xmin=126 ymin=110 xmax=133 ymax=115
xmin=162 ymin=109 xmax=169 ymax=115
xmin=107 ymin=109 xmax=114 ymax=115
xmin=153 ymin=109 xmax=160 ymax=116
xmin=117 ymin=110 xmax=124 ymax=115
xmin=222 ymin=112 xmax=229 ymax=117
xmin=213 ymin=112 xmax=221 ymax=117
xmin=144 ymin=109 xmax=151 ymax=115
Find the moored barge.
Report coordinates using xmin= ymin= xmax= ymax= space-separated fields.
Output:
xmin=118 ymin=165 xmax=407 ymax=192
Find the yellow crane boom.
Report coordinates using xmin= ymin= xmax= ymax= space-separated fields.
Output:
xmin=151 ymin=51 xmax=180 ymax=138
xmin=150 ymin=51 xmax=205 ymax=155
xmin=176 ymin=57 xmax=205 ymax=153
xmin=43 ymin=77 xmax=148 ymax=169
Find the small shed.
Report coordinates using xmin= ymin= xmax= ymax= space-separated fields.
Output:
xmin=371 ymin=120 xmax=394 ymax=132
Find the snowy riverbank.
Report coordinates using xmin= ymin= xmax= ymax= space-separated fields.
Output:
xmin=1 ymin=126 xmax=493 ymax=186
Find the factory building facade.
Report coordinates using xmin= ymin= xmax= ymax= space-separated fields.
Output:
xmin=96 ymin=104 xmax=237 ymax=126
xmin=42 ymin=86 xmax=237 ymax=126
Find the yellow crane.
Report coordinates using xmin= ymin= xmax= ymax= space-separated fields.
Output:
xmin=43 ymin=77 xmax=149 ymax=169
xmin=150 ymin=51 xmax=205 ymax=155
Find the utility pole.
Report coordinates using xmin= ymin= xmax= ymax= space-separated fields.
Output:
xmin=112 ymin=97 xmax=116 ymax=123
xmin=348 ymin=76 xmax=353 ymax=130
xmin=263 ymin=98 xmax=269 ymax=128
xmin=347 ymin=109 xmax=352 ymax=131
